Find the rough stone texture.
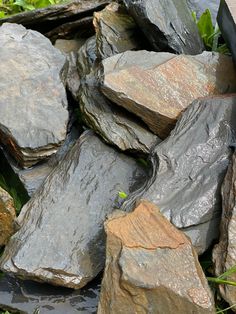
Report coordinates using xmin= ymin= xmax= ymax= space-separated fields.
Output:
xmin=0 ymin=23 xmax=69 ymax=168
xmin=102 ymin=50 xmax=236 ymax=138
xmin=0 ymin=131 xmax=146 ymax=289
xmin=218 ymin=0 xmax=236 ymax=65
xmin=78 ymin=38 xmax=160 ymax=153
xmin=187 ymin=0 xmax=220 ymax=23
xmin=0 ymin=274 xmax=100 ymax=314
xmin=0 ymin=187 xmax=16 ymax=246
xmin=123 ymin=0 xmax=204 ymax=54
xmin=98 ymin=201 xmax=215 ymax=314
xmin=0 ymin=0 xmax=110 ymax=37
xmin=213 ymin=151 xmax=236 ymax=310
xmin=93 ymin=2 xmax=145 ymax=59
xmin=122 ymin=95 xmax=236 ymax=254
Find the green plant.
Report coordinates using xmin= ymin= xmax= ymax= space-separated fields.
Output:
xmin=192 ymin=9 xmax=230 ymax=54
xmin=118 ymin=191 xmax=128 ymax=199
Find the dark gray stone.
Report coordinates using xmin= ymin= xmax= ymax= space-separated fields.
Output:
xmin=122 ymin=95 xmax=236 ymax=254
xmin=0 ymin=131 xmax=146 ymax=288
xmin=123 ymin=0 xmax=204 ymax=54
xmin=218 ymin=0 xmax=236 ymax=65
xmin=0 ymin=274 xmax=100 ymax=314
xmin=187 ymin=0 xmax=220 ymax=23
xmin=0 ymin=23 xmax=69 ymax=168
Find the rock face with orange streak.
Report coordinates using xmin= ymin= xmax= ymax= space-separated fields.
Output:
xmin=98 ymin=201 xmax=215 ymax=314
xmin=101 ymin=50 xmax=236 ymax=138
xmin=0 ymin=187 xmax=16 ymax=246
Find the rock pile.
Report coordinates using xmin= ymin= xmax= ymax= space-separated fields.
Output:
xmin=0 ymin=0 xmax=236 ymax=313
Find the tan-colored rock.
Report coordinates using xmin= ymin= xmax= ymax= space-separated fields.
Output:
xmin=0 ymin=187 xmax=16 ymax=246
xmin=101 ymin=50 xmax=236 ymax=138
xmin=98 ymin=200 xmax=215 ymax=314
xmin=213 ymin=151 xmax=236 ymax=310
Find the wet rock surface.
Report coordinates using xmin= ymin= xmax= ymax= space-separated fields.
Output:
xmin=122 ymin=95 xmax=236 ymax=254
xmin=123 ymin=0 xmax=204 ymax=54
xmin=0 ymin=23 xmax=69 ymax=168
xmin=102 ymin=50 xmax=236 ymax=138
xmin=218 ymin=0 xmax=236 ymax=65
xmin=0 ymin=187 xmax=16 ymax=246
xmin=0 ymin=274 xmax=100 ymax=314
xmin=98 ymin=200 xmax=215 ymax=314
xmin=0 ymin=131 xmax=146 ymax=288
xmin=213 ymin=151 xmax=236 ymax=309
xmin=187 ymin=0 xmax=220 ymax=22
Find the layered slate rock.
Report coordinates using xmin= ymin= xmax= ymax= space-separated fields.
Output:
xmin=122 ymin=95 xmax=236 ymax=254
xmin=0 ymin=187 xmax=16 ymax=246
xmin=78 ymin=38 xmax=160 ymax=153
xmin=0 ymin=131 xmax=146 ymax=288
xmin=123 ymin=0 xmax=204 ymax=54
xmin=213 ymin=151 xmax=236 ymax=309
xmin=0 ymin=23 xmax=69 ymax=168
xmin=187 ymin=0 xmax=220 ymax=23
xmin=218 ymin=0 xmax=236 ymax=64
xmin=102 ymin=50 xmax=236 ymax=138
xmin=93 ymin=2 xmax=145 ymax=59
xmin=98 ymin=201 xmax=215 ymax=314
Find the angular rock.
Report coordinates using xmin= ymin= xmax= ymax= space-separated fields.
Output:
xmin=101 ymin=50 xmax=236 ymax=138
xmin=0 ymin=274 xmax=100 ymax=314
xmin=0 ymin=0 xmax=110 ymax=37
xmin=93 ymin=2 xmax=145 ymax=60
xmin=55 ymin=39 xmax=86 ymax=54
xmin=187 ymin=0 xmax=220 ymax=23
xmin=0 ymin=131 xmax=146 ymax=288
xmin=0 ymin=187 xmax=16 ymax=246
xmin=98 ymin=200 xmax=215 ymax=314
xmin=213 ymin=151 xmax=236 ymax=309
xmin=123 ymin=0 xmax=204 ymax=54
xmin=122 ymin=95 xmax=236 ymax=254
xmin=78 ymin=38 xmax=160 ymax=153
xmin=218 ymin=0 xmax=236 ymax=64
xmin=0 ymin=23 xmax=69 ymax=168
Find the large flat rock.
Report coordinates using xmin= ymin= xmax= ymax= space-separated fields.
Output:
xmin=98 ymin=201 xmax=215 ymax=314
xmin=218 ymin=0 xmax=236 ymax=64
xmin=101 ymin=50 xmax=236 ymax=138
xmin=123 ymin=0 xmax=204 ymax=54
xmin=0 ymin=23 xmax=69 ymax=168
xmin=0 ymin=131 xmax=146 ymax=288
xmin=213 ymin=151 xmax=236 ymax=310
xmin=122 ymin=95 xmax=236 ymax=254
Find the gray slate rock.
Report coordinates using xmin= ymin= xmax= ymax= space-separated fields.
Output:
xmin=123 ymin=0 xmax=204 ymax=54
xmin=78 ymin=37 xmax=160 ymax=153
xmin=0 ymin=131 xmax=146 ymax=288
xmin=0 ymin=23 xmax=69 ymax=168
xmin=187 ymin=0 xmax=220 ymax=23
xmin=0 ymin=275 xmax=100 ymax=314
xmin=122 ymin=95 xmax=236 ymax=254
xmin=213 ymin=151 xmax=236 ymax=310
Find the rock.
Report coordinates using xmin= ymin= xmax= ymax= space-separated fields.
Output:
xmin=122 ymin=95 xmax=236 ymax=254
xmin=0 ymin=0 xmax=110 ymax=37
xmin=0 ymin=274 xmax=101 ymax=314
xmin=218 ymin=0 xmax=236 ymax=65
xmin=213 ymin=151 xmax=236 ymax=309
xmin=98 ymin=200 xmax=215 ymax=314
xmin=78 ymin=37 xmax=160 ymax=153
xmin=187 ymin=0 xmax=220 ymax=23
xmin=93 ymin=2 xmax=145 ymax=60
xmin=0 ymin=187 xmax=16 ymax=246
xmin=101 ymin=50 xmax=236 ymax=138
xmin=0 ymin=23 xmax=69 ymax=168
xmin=0 ymin=131 xmax=146 ymax=288
xmin=55 ymin=39 xmax=86 ymax=54
xmin=123 ymin=0 xmax=204 ymax=54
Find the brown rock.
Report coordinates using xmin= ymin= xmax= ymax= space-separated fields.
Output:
xmin=101 ymin=50 xmax=236 ymax=138
xmin=213 ymin=151 xmax=236 ymax=310
xmin=98 ymin=200 xmax=215 ymax=314
xmin=0 ymin=187 xmax=16 ymax=246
